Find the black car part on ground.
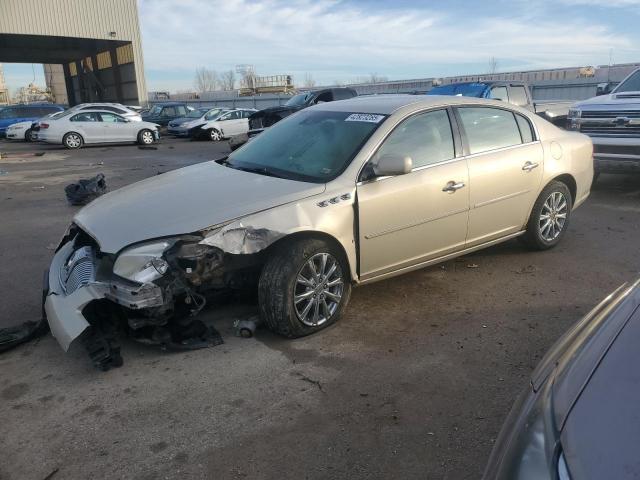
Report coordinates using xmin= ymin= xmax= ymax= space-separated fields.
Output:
xmin=65 ymin=173 xmax=107 ymax=206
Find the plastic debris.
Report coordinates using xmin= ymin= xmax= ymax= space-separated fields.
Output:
xmin=64 ymin=173 xmax=107 ymax=206
xmin=234 ymin=316 xmax=262 ymax=338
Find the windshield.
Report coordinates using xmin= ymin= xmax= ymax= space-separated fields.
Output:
xmin=226 ymin=110 xmax=386 ymax=183
xmin=614 ymin=70 xmax=640 ymax=93
xmin=427 ymin=83 xmax=488 ymax=97
xmin=284 ymin=93 xmax=312 ymax=107
xmin=148 ymin=105 xmax=163 ymax=115
xmin=187 ymin=109 xmax=207 ymax=118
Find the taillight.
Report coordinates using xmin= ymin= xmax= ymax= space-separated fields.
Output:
xmin=40 ymin=123 xmax=49 ymax=129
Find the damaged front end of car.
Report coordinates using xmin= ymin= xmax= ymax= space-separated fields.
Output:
xmin=43 ymin=222 xmax=280 ymax=370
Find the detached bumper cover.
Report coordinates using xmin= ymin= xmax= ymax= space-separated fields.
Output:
xmin=43 ymin=240 xmax=106 ymax=351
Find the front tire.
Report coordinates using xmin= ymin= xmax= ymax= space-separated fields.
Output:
xmin=521 ymin=181 xmax=573 ymax=250
xmin=209 ymin=129 xmax=222 ymax=142
xmin=63 ymin=132 xmax=83 ymax=149
xmin=258 ymin=238 xmax=352 ymax=338
xmin=137 ymin=129 xmax=155 ymax=145
xmin=25 ymin=129 xmax=34 ymax=142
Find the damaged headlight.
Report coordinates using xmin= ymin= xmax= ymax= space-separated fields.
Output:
xmin=113 ymin=240 xmax=174 ymax=283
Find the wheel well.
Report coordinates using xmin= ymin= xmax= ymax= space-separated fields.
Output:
xmin=264 ymin=231 xmax=353 ymax=280
xmin=550 ymin=174 xmax=576 ymax=202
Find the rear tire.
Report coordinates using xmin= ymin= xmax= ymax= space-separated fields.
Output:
xmin=137 ymin=129 xmax=155 ymax=145
xmin=258 ymin=238 xmax=351 ymax=338
xmin=25 ymin=129 xmax=34 ymax=142
xmin=63 ymin=132 xmax=83 ymax=149
xmin=521 ymin=181 xmax=573 ymax=250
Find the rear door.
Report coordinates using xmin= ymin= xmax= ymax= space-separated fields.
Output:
xmin=69 ymin=112 xmax=103 ymax=143
xmin=456 ymin=106 xmax=543 ymax=246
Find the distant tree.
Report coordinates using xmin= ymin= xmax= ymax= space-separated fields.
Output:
xmin=354 ymin=73 xmax=388 ymax=84
xmin=220 ymin=70 xmax=236 ymax=90
xmin=488 ymin=57 xmax=498 ymax=74
xmin=194 ymin=67 xmax=218 ymax=93
xmin=302 ymin=73 xmax=316 ymax=88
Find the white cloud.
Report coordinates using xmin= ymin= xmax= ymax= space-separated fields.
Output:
xmin=137 ymin=0 xmax=637 ymax=91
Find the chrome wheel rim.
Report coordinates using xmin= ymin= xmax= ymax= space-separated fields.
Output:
xmin=141 ymin=131 xmax=154 ymax=144
xmin=66 ymin=134 xmax=81 ymax=148
xmin=210 ymin=130 xmax=221 ymax=141
xmin=539 ymin=191 xmax=568 ymax=241
xmin=294 ymin=252 xmax=344 ymax=327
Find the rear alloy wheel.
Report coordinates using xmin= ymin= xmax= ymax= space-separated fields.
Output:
xmin=138 ymin=129 xmax=155 ymax=145
xmin=209 ymin=129 xmax=222 ymax=142
xmin=521 ymin=181 xmax=573 ymax=250
xmin=63 ymin=132 xmax=83 ymax=149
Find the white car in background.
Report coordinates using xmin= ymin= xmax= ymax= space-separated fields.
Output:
xmin=5 ymin=111 xmax=66 ymax=141
xmin=70 ymin=103 xmax=142 ymax=122
xmin=37 ymin=110 xmax=159 ymax=149
xmin=193 ymin=108 xmax=257 ymax=141
xmin=167 ymin=107 xmax=230 ymax=137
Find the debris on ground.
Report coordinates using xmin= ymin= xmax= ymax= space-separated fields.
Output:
xmin=466 ymin=263 xmax=479 ymax=269
xmin=234 ymin=316 xmax=262 ymax=338
xmin=0 ymin=317 xmax=49 ymax=353
xmin=514 ymin=265 xmax=538 ymax=275
xmin=64 ymin=173 xmax=107 ymax=206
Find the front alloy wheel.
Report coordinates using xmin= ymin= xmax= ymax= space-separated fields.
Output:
xmin=138 ymin=129 xmax=155 ymax=145
xmin=294 ymin=253 xmax=344 ymax=327
xmin=209 ymin=129 xmax=222 ymax=141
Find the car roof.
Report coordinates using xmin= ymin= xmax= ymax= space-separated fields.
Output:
xmin=313 ymin=94 xmax=516 ymax=115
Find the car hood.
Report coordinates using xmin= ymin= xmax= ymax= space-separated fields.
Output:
xmin=557 ymin=281 xmax=640 ymax=480
xmin=576 ymin=91 xmax=640 ymax=109
xmin=74 ymin=161 xmax=325 ymax=253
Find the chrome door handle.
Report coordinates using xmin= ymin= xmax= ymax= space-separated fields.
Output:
xmin=442 ymin=181 xmax=466 ymax=193
xmin=522 ymin=161 xmax=539 ymax=172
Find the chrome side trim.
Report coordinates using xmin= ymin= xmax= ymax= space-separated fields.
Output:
xmin=473 ymin=189 xmax=531 ymax=209
xmin=364 ymin=207 xmax=469 ymax=239
xmin=356 ymin=230 xmax=525 ymax=285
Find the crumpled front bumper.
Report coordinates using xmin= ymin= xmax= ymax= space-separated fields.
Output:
xmin=43 ymin=240 xmax=107 ymax=351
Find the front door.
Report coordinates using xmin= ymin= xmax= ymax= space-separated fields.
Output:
xmin=98 ymin=112 xmax=131 ymax=142
xmin=456 ymin=106 xmax=544 ymax=246
xmin=357 ymin=109 xmax=470 ymax=280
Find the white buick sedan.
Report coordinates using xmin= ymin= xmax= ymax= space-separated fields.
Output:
xmin=36 ymin=110 xmax=160 ymax=149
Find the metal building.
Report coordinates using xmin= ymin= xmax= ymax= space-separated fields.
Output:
xmin=0 ymin=0 xmax=147 ymax=105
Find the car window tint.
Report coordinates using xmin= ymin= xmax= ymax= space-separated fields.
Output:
xmin=489 ymin=86 xmax=508 ymax=102
xmin=162 ymin=107 xmax=176 ymax=117
xmin=71 ymin=112 xmax=101 ymax=122
xmin=177 ymin=106 xmax=187 ymax=115
xmin=515 ymin=114 xmax=534 ymax=143
xmin=458 ymin=107 xmax=523 ymax=154
xmin=372 ymin=109 xmax=455 ymax=169
xmin=510 ymin=86 xmax=528 ymax=106
xmin=100 ymin=113 xmax=124 ymax=123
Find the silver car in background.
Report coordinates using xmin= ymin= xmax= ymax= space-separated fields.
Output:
xmin=167 ymin=107 xmax=229 ymax=137
xmin=37 ymin=109 xmax=159 ymax=148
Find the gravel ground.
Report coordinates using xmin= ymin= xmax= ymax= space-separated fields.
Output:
xmin=1 ymin=137 xmax=639 ymax=480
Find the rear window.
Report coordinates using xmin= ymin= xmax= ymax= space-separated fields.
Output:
xmin=458 ymin=107 xmax=523 ymax=154
xmin=515 ymin=114 xmax=534 ymax=143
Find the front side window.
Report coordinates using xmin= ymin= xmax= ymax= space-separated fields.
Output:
xmin=176 ymin=106 xmax=187 ymax=116
xmin=205 ymin=109 xmax=224 ymax=120
xmin=71 ymin=112 xmax=101 ymax=122
xmin=148 ymin=105 xmax=162 ymax=116
xmin=162 ymin=107 xmax=176 ymax=117
xmin=227 ymin=110 xmax=385 ymax=183
xmin=372 ymin=109 xmax=455 ymax=169
xmin=489 ymin=86 xmax=509 ymax=102
xmin=99 ymin=113 xmax=125 ymax=123
xmin=458 ymin=107 xmax=523 ymax=154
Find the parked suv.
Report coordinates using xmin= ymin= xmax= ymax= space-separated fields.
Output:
xmin=141 ymin=102 xmax=193 ymax=126
xmin=568 ymin=67 xmax=640 ymax=176
xmin=0 ymin=103 xmax=65 ymax=137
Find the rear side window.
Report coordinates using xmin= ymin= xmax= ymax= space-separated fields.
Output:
xmin=71 ymin=112 xmax=101 ymax=122
xmin=489 ymin=86 xmax=508 ymax=102
xmin=515 ymin=114 xmax=534 ymax=143
xmin=458 ymin=107 xmax=522 ymax=154
xmin=510 ymin=86 xmax=528 ymax=107
xmin=372 ymin=109 xmax=455 ymax=169
xmin=99 ymin=113 xmax=125 ymax=123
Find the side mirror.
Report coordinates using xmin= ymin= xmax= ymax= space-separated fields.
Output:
xmin=596 ymin=83 xmax=612 ymax=96
xmin=373 ymin=154 xmax=413 ymax=177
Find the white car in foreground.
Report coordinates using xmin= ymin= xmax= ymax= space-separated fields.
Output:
xmin=5 ymin=111 xmax=66 ymax=141
xmin=37 ymin=110 xmax=160 ymax=149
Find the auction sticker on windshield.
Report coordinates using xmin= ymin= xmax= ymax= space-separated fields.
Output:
xmin=345 ymin=113 xmax=385 ymax=123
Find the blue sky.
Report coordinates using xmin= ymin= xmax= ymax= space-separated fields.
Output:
xmin=3 ymin=0 xmax=640 ymax=93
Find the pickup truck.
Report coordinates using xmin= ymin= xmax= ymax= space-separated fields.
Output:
xmin=427 ymin=81 xmax=572 ymax=127
xmin=229 ymin=87 xmax=358 ymax=150
xmin=567 ymin=67 xmax=640 ymax=175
